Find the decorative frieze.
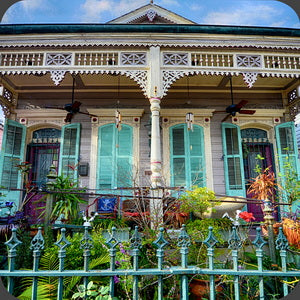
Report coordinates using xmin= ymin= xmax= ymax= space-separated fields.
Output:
xmin=236 ymin=55 xmax=262 ymax=68
xmin=242 ymin=72 xmax=258 ymax=88
xmin=121 ymin=53 xmax=146 ymax=65
xmin=46 ymin=53 xmax=72 ymax=66
xmin=163 ymin=53 xmax=188 ymax=65
xmin=50 ymin=70 xmax=67 ymax=85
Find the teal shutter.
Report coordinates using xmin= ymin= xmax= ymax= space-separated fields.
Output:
xmin=59 ymin=123 xmax=81 ymax=179
xmin=275 ymin=122 xmax=300 ymax=208
xmin=0 ymin=120 xmax=26 ymax=211
xmin=275 ymin=122 xmax=300 ymax=178
xmin=97 ymin=124 xmax=133 ymax=191
xmin=170 ymin=124 xmax=205 ymax=188
xmin=222 ymin=123 xmax=246 ymax=197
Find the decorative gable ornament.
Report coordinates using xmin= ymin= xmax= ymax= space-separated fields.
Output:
xmin=147 ymin=9 xmax=157 ymax=22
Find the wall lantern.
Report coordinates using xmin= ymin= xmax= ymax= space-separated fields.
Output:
xmin=115 ymin=109 xmax=122 ymax=131
xmin=186 ymin=112 xmax=194 ymax=131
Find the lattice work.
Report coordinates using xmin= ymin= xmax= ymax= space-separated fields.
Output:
xmin=50 ymin=70 xmax=67 ymax=85
xmin=121 ymin=70 xmax=148 ymax=96
xmin=236 ymin=55 xmax=262 ymax=68
xmin=121 ymin=53 xmax=146 ymax=65
xmin=46 ymin=53 xmax=72 ymax=66
xmin=75 ymin=52 xmax=118 ymax=66
xmin=288 ymin=88 xmax=297 ymax=104
xmin=289 ymin=101 xmax=300 ymax=121
xmin=162 ymin=70 xmax=186 ymax=96
xmin=0 ymin=102 xmax=10 ymax=117
xmin=147 ymin=9 xmax=157 ymax=22
xmin=242 ymin=72 xmax=258 ymax=88
xmin=163 ymin=53 xmax=188 ymax=65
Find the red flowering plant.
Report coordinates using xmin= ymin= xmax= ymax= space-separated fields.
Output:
xmin=238 ymin=211 xmax=255 ymax=223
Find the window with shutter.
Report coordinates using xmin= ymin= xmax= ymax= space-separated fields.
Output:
xmin=221 ymin=123 xmax=245 ymax=197
xmin=59 ymin=123 xmax=81 ymax=179
xmin=275 ymin=122 xmax=300 ymax=207
xmin=0 ymin=120 xmax=26 ymax=213
xmin=97 ymin=124 xmax=133 ymax=191
xmin=170 ymin=124 xmax=205 ymax=188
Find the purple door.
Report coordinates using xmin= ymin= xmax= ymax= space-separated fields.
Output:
xmin=242 ymin=129 xmax=277 ymax=221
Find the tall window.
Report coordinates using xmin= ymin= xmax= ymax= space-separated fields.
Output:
xmin=222 ymin=123 xmax=245 ymax=197
xmin=97 ymin=124 xmax=133 ymax=190
xmin=170 ymin=124 xmax=205 ymax=188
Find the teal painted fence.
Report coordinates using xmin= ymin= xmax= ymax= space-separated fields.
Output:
xmin=1 ymin=225 xmax=300 ymax=300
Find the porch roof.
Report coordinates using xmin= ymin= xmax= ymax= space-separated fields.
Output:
xmin=0 ymin=24 xmax=299 ymax=37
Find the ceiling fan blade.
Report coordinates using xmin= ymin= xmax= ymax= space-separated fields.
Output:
xmin=77 ymin=111 xmax=98 ymax=117
xmin=64 ymin=112 xmax=74 ymax=123
xmin=221 ymin=114 xmax=231 ymax=122
xmin=235 ymin=100 xmax=248 ymax=110
xmin=239 ymin=109 xmax=256 ymax=115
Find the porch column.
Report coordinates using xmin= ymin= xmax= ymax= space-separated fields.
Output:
xmin=150 ymin=96 xmax=162 ymax=188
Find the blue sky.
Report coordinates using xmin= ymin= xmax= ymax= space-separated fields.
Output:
xmin=0 ymin=0 xmax=299 ymax=121
xmin=1 ymin=0 xmax=299 ymax=28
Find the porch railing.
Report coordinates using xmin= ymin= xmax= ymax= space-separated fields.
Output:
xmin=0 ymin=225 xmax=299 ymax=300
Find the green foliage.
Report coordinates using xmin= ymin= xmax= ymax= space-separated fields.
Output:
xmin=92 ymin=217 xmax=128 ymax=230
xmin=50 ymin=175 xmax=87 ymax=223
xmin=178 ymin=186 xmax=216 ymax=216
xmin=278 ymin=151 xmax=300 ymax=207
xmin=72 ymin=281 xmax=117 ymax=300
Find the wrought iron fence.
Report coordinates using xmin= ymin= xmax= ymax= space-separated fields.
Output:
xmin=0 ymin=225 xmax=299 ymax=300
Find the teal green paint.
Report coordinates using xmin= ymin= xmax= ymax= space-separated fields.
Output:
xmin=0 ymin=120 xmax=26 ymax=214
xmin=275 ymin=122 xmax=300 ymax=210
xmin=221 ymin=123 xmax=246 ymax=197
xmin=0 ymin=24 xmax=299 ymax=37
xmin=97 ymin=124 xmax=133 ymax=193
xmin=58 ymin=123 xmax=81 ymax=179
xmin=170 ymin=124 xmax=205 ymax=188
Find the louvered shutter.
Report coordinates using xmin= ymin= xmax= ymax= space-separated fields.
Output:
xmin=97 ymin=124 xmax=133 ymax=191
xmin=0 ymin=120 xmax=26 ymax=210
xmin=189 ymin=125 xmax=205 ymax=187
xmin=222 ymin=123 xmax=246 ymax=196
xmin=98 ymin=124 xmax=114 ymax=189
xmin=59 ymin=123 xmax=81 ymax=179
xmin=116 ymin=125 xmax=133 ymax=187
xmin=170 ymin=124 xmax=205 ymax=188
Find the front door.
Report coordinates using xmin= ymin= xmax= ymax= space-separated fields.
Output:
xmin=241 ymin=128 xmax=276 ymax=221
xmin=24 ymin=128 xmax=61 ymax=224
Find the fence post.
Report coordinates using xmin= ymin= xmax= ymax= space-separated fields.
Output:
xmin=55 ymin=228 xmax=71 ymax=300
xmin=30 ymin=227 xmax=45 ymax=300
xmin=252 ymin=227 xmax=267 ymax=299
xmin=154 ymin=227 xmax=169 ymax=300
xmin=275 ymin=227 xmax=289 ymax=297
xmin=263 ymin=199 xmax=276 ymax=262
xmin=178 ymin=224 xmax=190 ymax=300
xmin=204 ymin=226 xmax=219 ymax=300
xmin=4 ymin=228 xmax=22 ymax=294
xmin=105 ymin=227 xmax=120 ymax=297
xmin=45 ymin=164 xmax=57 ymax=232
xmin=130 ymin=226 xmax=142 ymax=300
xmin=228 ymin=226 xmax=242 ymax=300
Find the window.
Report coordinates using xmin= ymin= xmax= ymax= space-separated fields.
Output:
xmin=97 ymin=124 xmax=133 ymax=190
xmin=170 ymin=124 xmax=205 ymax=188
xmin=222 ymin=123 xmax=245 ymax=196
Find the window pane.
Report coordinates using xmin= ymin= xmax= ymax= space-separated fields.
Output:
xmin=225 ymin=127 xmax=239 ymax=155
xmin=62 ymin=128 xmax=77 ymax=156
xmin=173 ymin=157 xmax=186 ymax=186
xmin=279 ymin=127 xmax=294 ymax=153
xmin=189 ymin=127 xmax=201 ymax=155
xmin=228 ymin=157 xmax=242 ymax=189
xmin=172 ymin=126 xmax=185 ymax=155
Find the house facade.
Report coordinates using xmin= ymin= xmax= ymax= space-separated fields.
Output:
xmin=0 ymin=3 xmax=299 ymax=221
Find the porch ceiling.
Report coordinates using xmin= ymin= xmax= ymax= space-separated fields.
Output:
xmin=2 ymin=72 xmax=298 ymax=105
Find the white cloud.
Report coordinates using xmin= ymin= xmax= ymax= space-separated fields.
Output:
xmin=21 ymin=0 xmax=45 ymax=11
xmin=203 ymin=4 xmax=280 ymax=26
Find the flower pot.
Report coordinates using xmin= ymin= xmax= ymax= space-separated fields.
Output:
xmin=189 ymin=278 xmax=223 ymax=300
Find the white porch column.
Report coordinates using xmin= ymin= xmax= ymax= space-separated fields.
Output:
xmin=150 ymin=96 xmax=162 ymax=188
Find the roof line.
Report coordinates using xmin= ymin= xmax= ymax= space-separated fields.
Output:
xmin=0 ymin=24 xmax=299 ymax=37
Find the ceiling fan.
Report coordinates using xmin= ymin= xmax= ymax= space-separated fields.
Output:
xmin=215 ymin=76 xmax=256 ymax=122
xmin=45 ymin=75 xmax=97 ymax=123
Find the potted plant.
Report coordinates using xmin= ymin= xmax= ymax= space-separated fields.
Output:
xmin=178 ymin=186 xmax=217 ymax=219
